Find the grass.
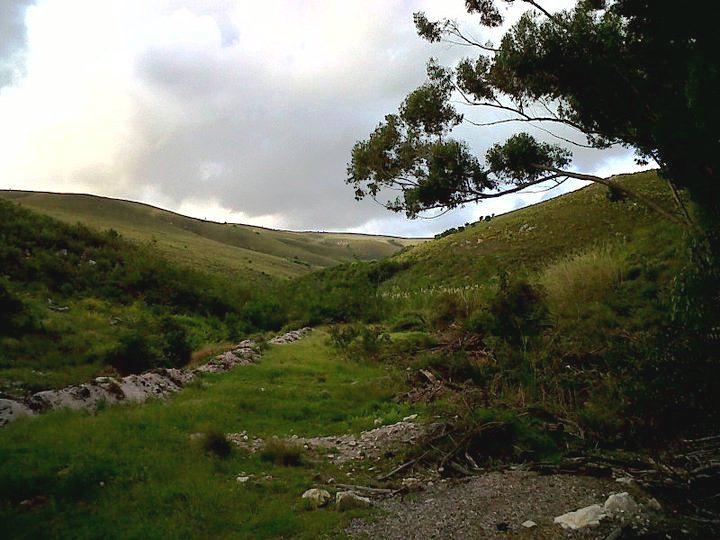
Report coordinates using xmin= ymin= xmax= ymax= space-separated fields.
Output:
xmin=0 ymin=190 xmax=423 ymax=282
xmin=386 ymin=171 xmax=679 ymax=292
xmin=538 ymin=242 xmax=629 ymax=319
xmin=0 ymin=331 xmax=420 ymax=539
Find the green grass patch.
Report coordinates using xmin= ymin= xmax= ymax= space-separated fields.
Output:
xmin=0 ymin=331 xmax=418 ymax=539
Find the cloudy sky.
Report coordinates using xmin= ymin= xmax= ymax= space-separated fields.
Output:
xmin=0 ymin=0 xmax=644 ymax=237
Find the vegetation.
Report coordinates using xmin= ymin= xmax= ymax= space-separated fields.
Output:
xmin=0 ymin=199 xmax=256 ymax=392
xmin=0 ymin=190 xmax=421 ymax=283
xmin=0 ymin=332 xmax=417 ymax=538
xmin=348 ymin=1 xmax=718 ymax=244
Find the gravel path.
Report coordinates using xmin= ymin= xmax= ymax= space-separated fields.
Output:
xmin=346 ymin=470 xmax=625 ymax=539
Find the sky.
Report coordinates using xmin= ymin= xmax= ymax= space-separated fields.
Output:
xmin=0 ymin=0 xmax=646 ymax=237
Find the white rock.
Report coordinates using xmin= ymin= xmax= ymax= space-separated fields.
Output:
xmin=335 ymin=491 xmax=372 ymax=511
xmin=236 ymin=476 xmax=251 ymax=484
xmin=0 ymin=399 xmax=35 ymax=426
xmin=402 ymin=414 xmax=418 ymax=421
xmin=302 ymin=488 xmax=332 ymax=508
xmin=521 ymin=520 xmax=537 ymax=528
xmin=604 ymin=492 xmax=639 ymax=518
xmin=554 ymin=504 xmax=606 ymax=530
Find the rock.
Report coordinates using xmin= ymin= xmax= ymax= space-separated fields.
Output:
xmin=336 ymin=491 xmax=372 ymax=511
xmin=554 ymin=504 xmax=606 ymax=530
xmin=0 ymin=399 xmax=35 ymax=426
xmin=521 ymin=520 xmax=537 ymax=528
xmin=302 ymin=488 xmax=332 ymax=509
xmin=402 ymin=414 xmax=418 ymax=422
xmin=615 ymin=476 xmax=634 ymax=486
xmin=604 ymin=492 xmax=639 ymax=519
xmin=236 ymin=475 xmax=251 ymax=484
xmin=646 ymin=497 xmax=662 ymax=512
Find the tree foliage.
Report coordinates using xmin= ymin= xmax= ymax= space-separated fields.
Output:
xmin=348 ymin=0 xmax=719 ymax=237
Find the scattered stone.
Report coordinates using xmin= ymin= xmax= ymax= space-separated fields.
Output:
xmin=521 ymin=520 xmax=537 ymax=528
xmin=402 ymin=414 xmax=418 ymax=422
xmin=236 ymin=476 xmax=251 ymax=484
xmin=336 ymin=491 xmax=372 ymax=511
xmin=554 ymin=504 xmax=606 ymax=530
xmin=615 ymin=476 xmax=634 ymax=486
xmin=604 ymin=492 xmax=639 ymax=519
xmin=302 ymin=488 xmax=332 ymax=509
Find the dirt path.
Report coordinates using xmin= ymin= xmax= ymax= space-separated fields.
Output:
xmin=345 ymin=470 xmax=647 ymax=539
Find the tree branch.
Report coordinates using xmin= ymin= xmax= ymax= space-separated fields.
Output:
xmin=536 ymin=166 xmax=690 ymax=228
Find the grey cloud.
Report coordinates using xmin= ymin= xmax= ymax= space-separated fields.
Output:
xmin=4 ymin=0 xmax=637 ymax=238
xmin=0 ymin=0 xmax=33 ymax=86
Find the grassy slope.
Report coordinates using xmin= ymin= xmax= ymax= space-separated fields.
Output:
xmin=386 ymin=170 xmax=678 ymax=292
xmin=0 ymin=331 xmax=419 ymax=539
xmin=0 ymin=191 xmax=422 ymax=281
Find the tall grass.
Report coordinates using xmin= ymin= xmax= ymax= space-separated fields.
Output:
xmin=538 ymin=243 xmax=628 ymax=318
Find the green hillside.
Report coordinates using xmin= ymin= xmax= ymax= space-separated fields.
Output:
xmin=386 ymin=170 xmax=679 ymax=291
xmin=0 ymin=191 xmax=422 ymax=282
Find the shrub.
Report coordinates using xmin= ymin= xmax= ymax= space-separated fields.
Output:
xmin=0 ymin=278 xmax=37 ymax=335
xmin=389 ymin=311 xmax=427 ymax=332
xmin=539 ymin=244 xmax=627 ymax=318
xmin=203 ymin=431 xmax=232 ymax=458
xmin=328 ymin=324 xmax=390 ymax=361
xmin=431 ymin=292 xmax=463 ymax=329
xmin=260 ymin=438 xmax=303 ymax=466
xmin=488 ymin=278 xmax=548 ymax=345
xmin=107 ymin=316 xmax=192 ymax=375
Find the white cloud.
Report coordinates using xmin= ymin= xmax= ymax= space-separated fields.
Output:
xmin=0 ymin=0 xmax=642 ymax=237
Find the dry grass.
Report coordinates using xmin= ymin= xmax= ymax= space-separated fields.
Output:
xmin=260 ymin=437 xmax=304 ymax=467
xmin=538 ymin=243 xmax=628 ymax=317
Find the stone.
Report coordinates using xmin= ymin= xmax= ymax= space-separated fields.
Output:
xmin=646 ymin=497 xmax=662 ymax=512
xmin=554 ymin=504 xmax=606 ymax=530
xmin=0 ymin=399 xmax=35 ymax=426
xmin=302 ymin=488 xmax=332 ymax=509
xmin=521 ymin=520 xmax=537 ymax=528
xmin=335 ymin=491 xmax=372 ymax=511
xmin=604 ymin=492 xmax=639 ymax=519
xmin=402 ymin=414 xmax=418 ymax=421
xmin=236 ymin=476 xmax=251 ymax=484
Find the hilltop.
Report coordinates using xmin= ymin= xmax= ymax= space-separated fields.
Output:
xmin=0 ymin=190 xmax=422 ymax=282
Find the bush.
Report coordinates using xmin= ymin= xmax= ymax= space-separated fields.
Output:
xmin=260 ymin=438 xmax=303 ymax=466
xmin=203 ymin=431 xmax=232 ymax=458
xmin=431 ymin=293 xmax=463 ymax=329
xmin=0 ymin=278 xmax=37 ymax=335
xmin=488 ymin=278 xmax=548 ymax=345
xmin=539 ymin=244 xmax=627 ymax=318
xmin=107 ymin=316 xmax=192 ymax=375
xmin=389 ymin=311 xmax=427 ymax=332
xmin=328 ymin=324 xmax=390 ymax=361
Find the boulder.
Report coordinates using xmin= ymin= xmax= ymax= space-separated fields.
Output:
xmin=604 ymin=492 xmax=639 ymax=519
xmin=554 ymin=504 xmax=606 ymax=530
xmin=302 ymin=488 xmax=332 ymax=509
xmin=0 ymin=399 xmax=35 ymax=426
xmin=335 ymin=491 xmax=372 ymax=511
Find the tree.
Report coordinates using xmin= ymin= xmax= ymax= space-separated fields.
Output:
xmin=347 ymin=0 xmax=719 ymax=251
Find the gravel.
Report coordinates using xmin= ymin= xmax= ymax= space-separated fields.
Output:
xmin=346 ymin=470 xmax=623 ymax=539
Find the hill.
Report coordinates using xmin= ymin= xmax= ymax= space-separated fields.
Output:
xmin=386 ymin=170 xmax=680 ymax=291
xmin=0 ymin=191 xmax=422 ymax=282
